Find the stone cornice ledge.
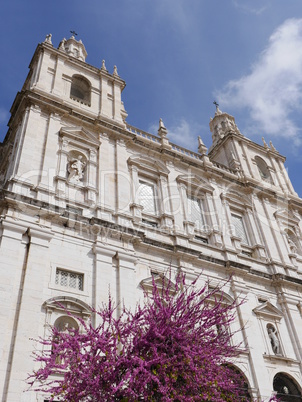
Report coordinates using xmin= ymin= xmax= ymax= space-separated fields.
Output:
xmin=263 ymin=353 xmax=299 ymax=365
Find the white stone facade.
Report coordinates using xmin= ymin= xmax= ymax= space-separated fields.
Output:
xmin=0 ymin=34 xmax=302 ymax=401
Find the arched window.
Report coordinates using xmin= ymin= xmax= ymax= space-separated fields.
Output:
xmin=70 ymin=75 xmax=91 ymax=106
xmin=255 ymin=156 xmax=273 ymax=183
xmin=273 ymin=373 xmax=302 ymax=401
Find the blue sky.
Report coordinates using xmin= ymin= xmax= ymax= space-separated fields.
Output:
xmin=1 ymin=1 xmax=302 ymax=195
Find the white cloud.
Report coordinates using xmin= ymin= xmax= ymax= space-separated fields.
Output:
xmin=216 ymin=18 xmax=302 ymax=146
xmin=232 ymin=0 xmax=268 ymax=15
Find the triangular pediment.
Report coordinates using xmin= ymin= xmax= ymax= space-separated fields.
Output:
xmin=253 ymin=301 xmax=283 ymax=321
xmin=128 ymin=155 xmax=170 ymax=175
xmin=221 ymin=188 xmax=252 ymax=208
xmin=176 ymin=174 xmax=214 ymax=193
xmin=60 ymin=126 xmax=99 ymax=147
xmin=140 ymin=273 xmax=176 ymax=294
xmin=274 ymin=208 xmax=300 ymax=226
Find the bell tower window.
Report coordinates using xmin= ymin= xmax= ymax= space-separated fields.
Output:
xmin=70 ymin=74 xmax=91 ymax=106
xmin=255 ymin=156 xmax=273 ymax=183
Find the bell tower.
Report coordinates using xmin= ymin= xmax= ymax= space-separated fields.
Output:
xmin=208 ymin=103 xmax=297 ymax=197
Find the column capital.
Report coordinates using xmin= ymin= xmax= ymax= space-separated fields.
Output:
xmin=0 ymin=219 xmax=28 ymax=241
xmin=116 ymin=250 xmax=137 ymax=266
xmin=28 ymin=226 xmax=53 ymax=247
xmin=93 ymin=242 xmax=117 ymax=259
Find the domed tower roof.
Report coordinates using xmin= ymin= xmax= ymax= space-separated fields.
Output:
xmin=59 ymin=34 xmax=87 ymax=62
xmin=209 ymin=103 xmax=242 ymax=148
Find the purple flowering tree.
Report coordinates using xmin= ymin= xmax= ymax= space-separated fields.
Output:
xmin=28 ymin=274 xmax=276 ymax=401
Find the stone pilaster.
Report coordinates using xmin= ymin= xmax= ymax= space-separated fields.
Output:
xmin=5 ymin=225 xmax=53 ymax=402
xmin=116 ymin=251 xmax=137 ymax=312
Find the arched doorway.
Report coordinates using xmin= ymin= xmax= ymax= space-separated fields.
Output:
xmin=273 ymin=373 xmax=302 ymax=401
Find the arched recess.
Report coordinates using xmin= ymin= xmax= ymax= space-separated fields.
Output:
xmin=207 ymin=289 xmax=238 ymax=345
xmin=70 ymin=74 xmax=91 ymax=105
xmin=273 ymin=372 xmax=302 ymax=401
xmin=43 ymin=296 xmax=91 ymax=332
xmin=53 ymin=315 xmax=79 ymax=332
xmin=225 ymin=364 xmax=252 ymax=400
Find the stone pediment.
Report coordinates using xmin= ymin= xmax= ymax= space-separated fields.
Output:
xmin=274 ymin=208 xmax=300 ymax=226
xmin=176 ymin=174 xmax=214 ymax=193
xmin=253 ymin=301 xmax=283 ymax=321
xmin=221 ymin=189 xmax=252 ymax=208
xmin=60 ymin=126 xmax=99 ymax=147
xmin=140 ymin=273 xmax=176 ymax=294
xmin=128 ymin=155 xmax=170 ymax=176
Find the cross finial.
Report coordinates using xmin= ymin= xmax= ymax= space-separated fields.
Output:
xmin=213 ymin=101 xmax=219 ymax=110
xmin=70 ymin=30 xmax=78 ymax=37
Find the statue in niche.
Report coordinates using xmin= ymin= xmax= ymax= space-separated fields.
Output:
xmin=282 ymin=386 xmax=289 ymax=395
xmin=268 ymin=326 xmax=280 ymax=355
xmin=68 ymin=155 xmax=86 ymax=183
xmin=61 ymin=321 xmax=76 ymax=334
xmin=286 ymin=232 xmax=298 ymax=254
xmin=217 ymin=323 xmax=228 ymax=341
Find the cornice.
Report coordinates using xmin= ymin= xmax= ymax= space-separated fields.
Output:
xmin=1 ymin=91 xmax=298 ymax=203
xmin=2 ymin=188 xmax=302 ymax=289
xmin=29 ymin=43 xmax=126 ymax=87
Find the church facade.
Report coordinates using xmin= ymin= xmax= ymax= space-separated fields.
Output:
xmin=1 ymin=34 xmax=302 ymax=401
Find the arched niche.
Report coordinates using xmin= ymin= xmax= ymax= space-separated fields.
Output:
xmin=266 ymin=323 xmax=282 ymax=355
xmin=43 ymin=296 xmax=91 ymax=332
xmin=223 ymin=364 xmax=252 ymax=400
xmin=67 ymin=150 xmax=87 ymax=184
xmin=54 ymin=315 xmax=79 ymax=332
xmin=273 ymin=372 xmax=302 ymax=401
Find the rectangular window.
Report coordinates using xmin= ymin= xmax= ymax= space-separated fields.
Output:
xmin=138 ymin=180 xmax=157 ymax=214
xmin=231 ymin=213 xmax=249 ymax=245
xmin=187 ymin=196 xmax=205 ymax=228
xmin=55 ymin=268 xmax=84 ymax=291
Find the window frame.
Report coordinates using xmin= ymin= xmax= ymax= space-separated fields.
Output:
xmin=49 ymin=264 xmax=88 ymax=296
xmin=138 ymin=178 xmax=159 ymax=217
xmin=176 ymin=174 xmax=215 ymax=241
xmin=128 ymin=156 xmax=171 ymax=228
xmin=230 ymin=212 xmax=250 ymax=246
xmin=186 ymin=193 xmax=206 ymax=231
xmin=70 ymin=74 xmax=91 ymax=106
xmin=55 ymin=268 xmax=84 ymax=292
xmin=221 ymin=189 xmax=264 ymax=258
